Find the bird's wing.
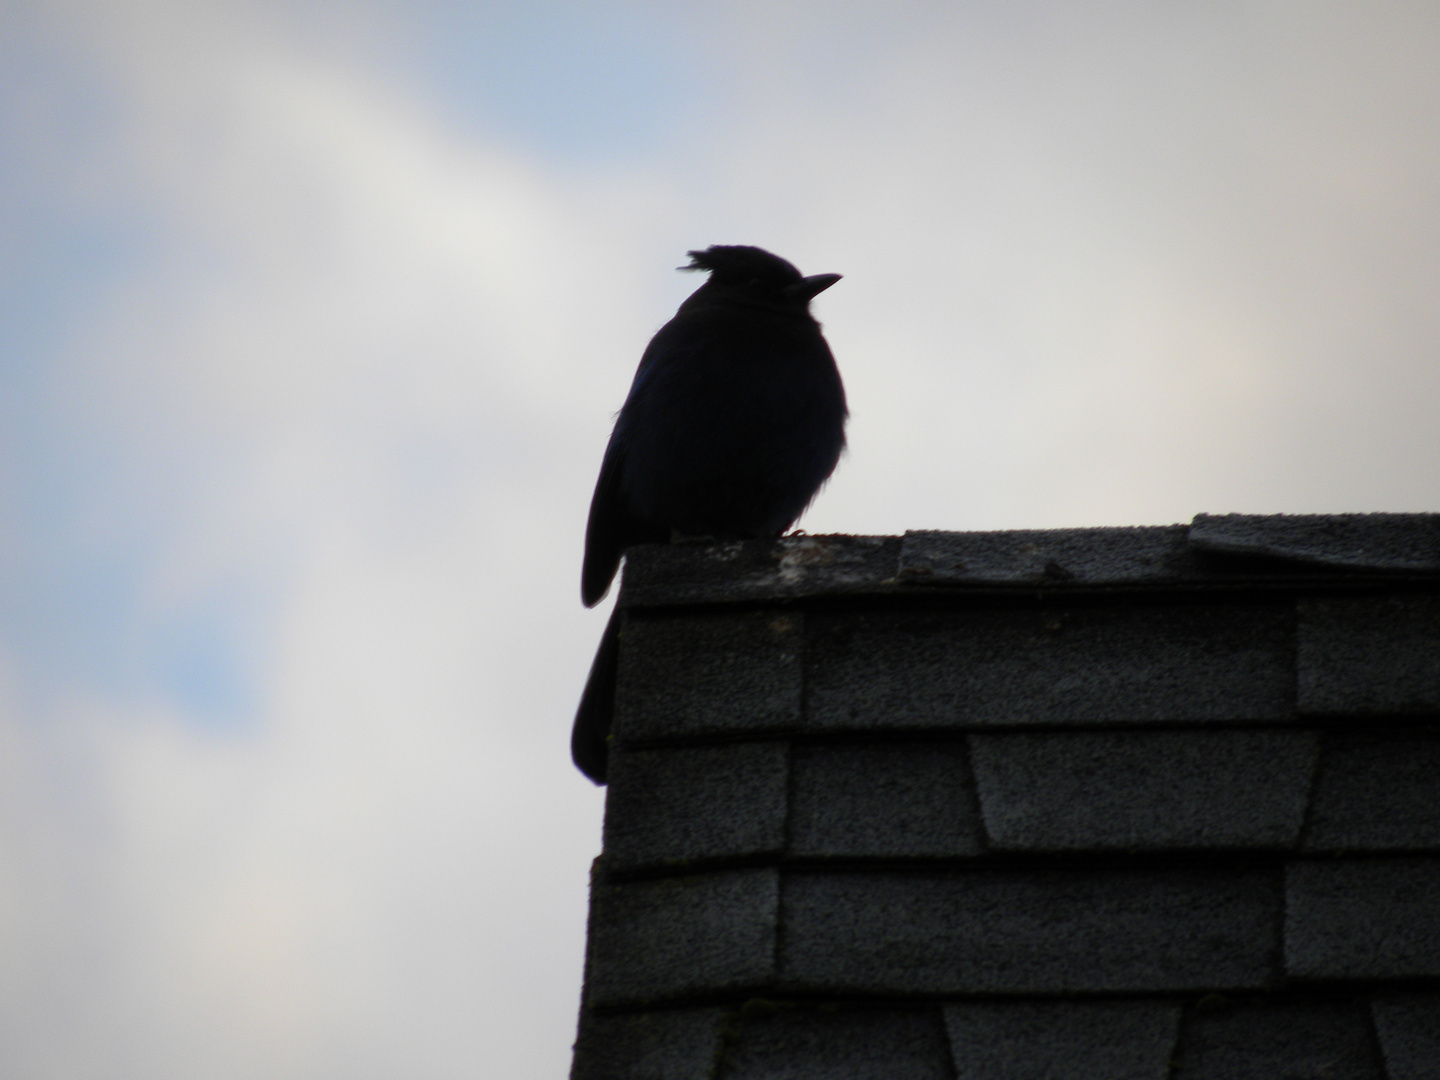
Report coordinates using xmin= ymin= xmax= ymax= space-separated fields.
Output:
xmin=580 ymin=423 xmax=632 ymax=607
xmin=580 ymin=321 xmax=705 ymax=606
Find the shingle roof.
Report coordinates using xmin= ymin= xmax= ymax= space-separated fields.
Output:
xmin=572 ymin=514 xmax=1440 ymax=1080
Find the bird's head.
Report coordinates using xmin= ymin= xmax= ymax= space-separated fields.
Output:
xmin=681 ymin=245 xmax=841 ymax=311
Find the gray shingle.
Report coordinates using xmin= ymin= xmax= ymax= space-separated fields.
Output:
xmin=718 ymin=1007 xmax=953 ymax=1080
xmin=969 ymin=730 xmax=1317 ymax=851
xmin=900 ymin=525 xmax=1193 ymax=585
xmin=1170 ymin=1000 xmax=1382 ymax=1079
xmin=1286 ymin=858 xmax=1440 ymax=979
xmin=780 ymin=869 xmax=1279 ymax=994
xmin=806 ymin=603 xmax=1294 ymax=731
xmin=1370 ymin=995 xmax=1440 ymax=1080
xmin=616 ymin=610 xmax=803 ymax=742
xmin=614 ymin=520 xmax=1440 ymax=610
xmin=620 ymin=534 xmax=903 ymax=606
xmin=604 ymin=743 xmax=789 ymax=871
xmin=1190 ymin=512 xmax=1440 ymax=571
xmin=1297 ymin=594 xmax=1440 ymax=715
xmin=943 ymin=1000 xmax=1181 ymax=1080
xmin=1304 ymin=734 xmax=1440 ymax=851
xmin=585 ymin=869 xmax=779 ymax=1007
xmin=575 ymin=522 xmax=1440 ymax=1080
xmin=571 ymin=1008 xmax=726 ymax=1080
xmin=788 ymin=741 xmax=985 ymax=858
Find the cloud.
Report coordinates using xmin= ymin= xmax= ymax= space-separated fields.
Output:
xmin=688 ymin=2 xmax=1440 ymax=528
xmin=3 ymin=2 xmax=632 ymax=1075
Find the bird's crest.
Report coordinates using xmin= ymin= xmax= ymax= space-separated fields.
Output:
xmin=682 ymin=245 xmax=803 ymax=286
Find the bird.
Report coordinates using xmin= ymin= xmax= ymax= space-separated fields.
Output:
xmin=572 ymin=244 xmax=848 ymax=783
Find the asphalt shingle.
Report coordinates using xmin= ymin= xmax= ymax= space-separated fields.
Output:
xmin=1286 ymin=858 xmax=1440 ymax=979
xmin=899 ymin=525 xmax=1193 ymax=585
xmin=575 ymin=520 xmax=1440 ymax=1077
xmin=570 ymin=1008 xmax=726 ymax=1080
xmin=969 ymin=730 xmax=1317 ymax=850
xmin=620 ymin=534 xmax=903 ymax=607
xmin=779 ymin=869 xmax=1279 ymax=994
xmin=1370 ymin=994 xmax=1440 ymax=1080
xmin=942 ymin=1000 xmax=1181 ymax=1080
xmin=1170 ymin=1000 xmax=1382 ymax=1079
xmin=717 ymin=1007 xmax=954 ymax=1080
xmin=616 ymin=609 xmax=803 ymax=743
xmin=585 ymin=869 xmax=779 ymax=1007
xmin=806 ymin=602 xmax=1295 ymax=731
xmin=1297 ymin=594 xmax=1440 ymax=715
xmin=604 ymin=742 xmax=789 ymax=871
xmin=1189 ymin=512 xmax=1440 ymax=572
xmin=1304 ymin=733 xmax=1440 ymax=851
xmin=788 ymin=741 xmax=984 ymax=858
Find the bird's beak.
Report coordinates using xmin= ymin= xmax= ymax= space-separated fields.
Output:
xmin=791 ymin=273 xmax=841 ymax=301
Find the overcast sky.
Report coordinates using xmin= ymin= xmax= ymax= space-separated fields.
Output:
xmin=3 ymin=2 xmax=1438 ymax=1077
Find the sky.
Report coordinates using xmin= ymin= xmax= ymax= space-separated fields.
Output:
xmin=2 ymin=2 xmax=1438 ymax=1077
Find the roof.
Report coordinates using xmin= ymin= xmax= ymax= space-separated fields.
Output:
xmin=572 ymin=514 xmax=1440 ymax=1080
xmin=619 ymin=513 xmax=1440 ymax=606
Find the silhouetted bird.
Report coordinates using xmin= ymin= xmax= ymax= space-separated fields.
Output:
xmin=573 ymin=245 xmax=848 ymax=783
